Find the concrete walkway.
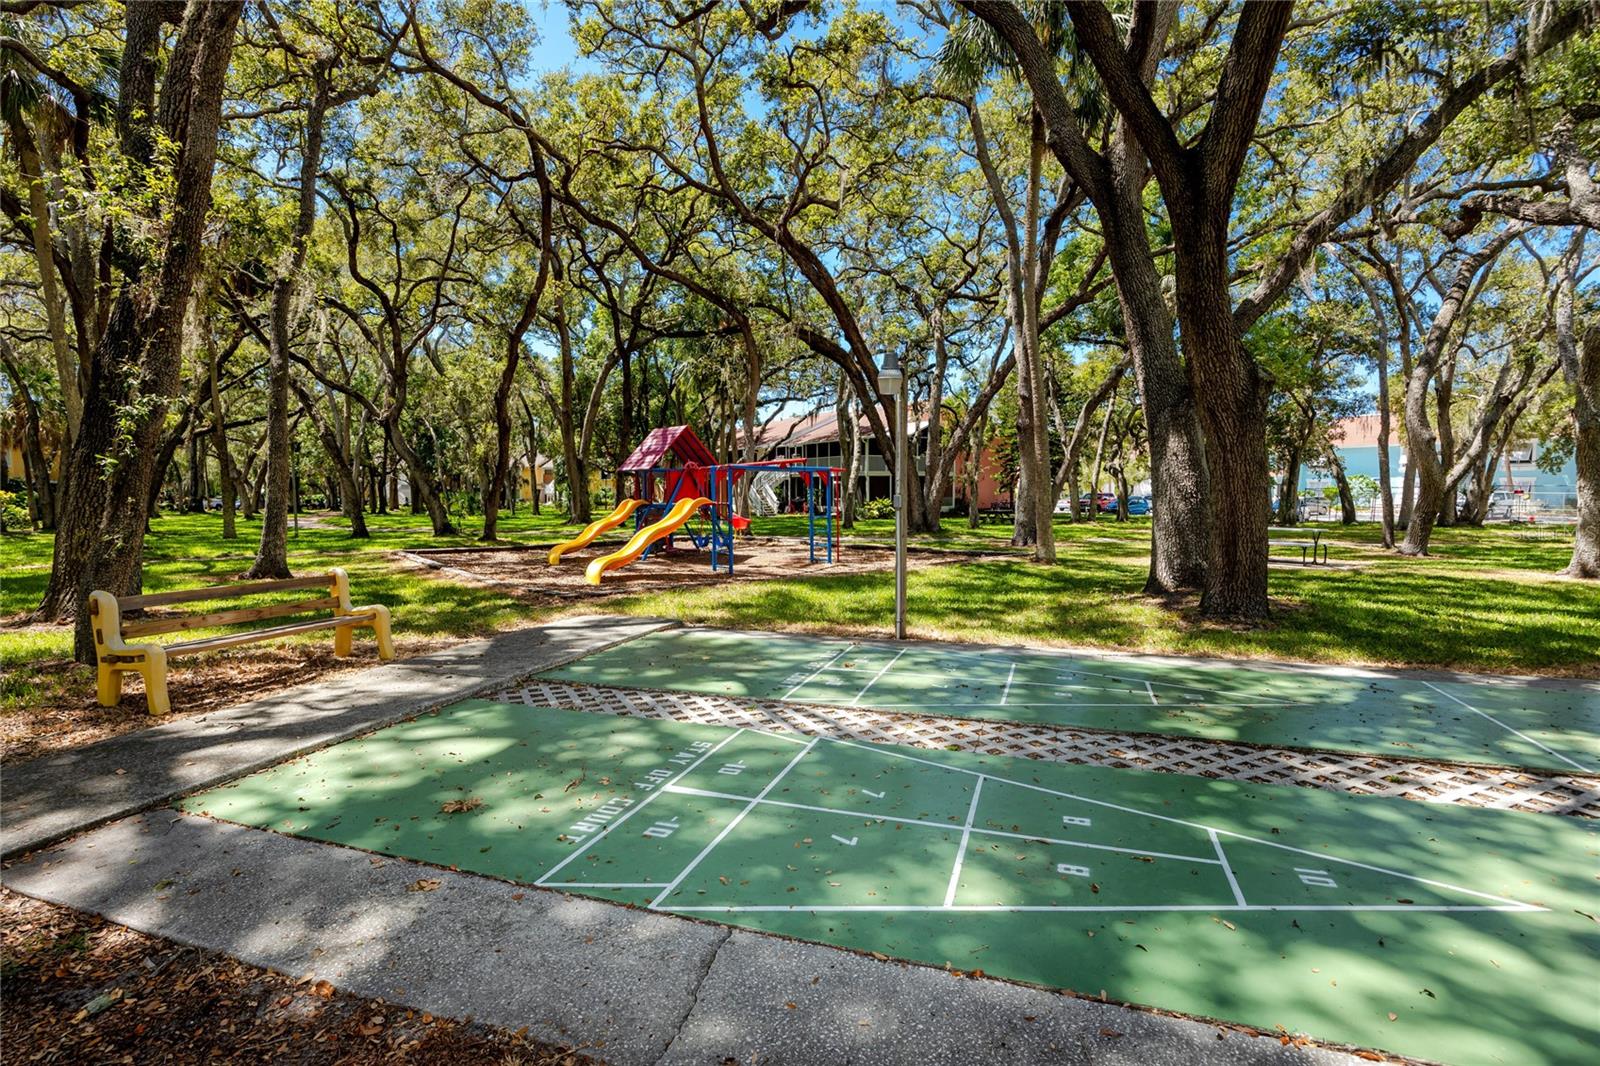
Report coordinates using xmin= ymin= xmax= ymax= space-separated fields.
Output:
xmin=1 ymin=615 xmax=675 ymax=859
xmin=3 ymin=812 xmax=1361 ymax=1066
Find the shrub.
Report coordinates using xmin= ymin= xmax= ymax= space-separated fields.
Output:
xmin=859 ymin=497 xmax=894 ymax=520
xmin=0 ymin=489 xmax=31 ymax=531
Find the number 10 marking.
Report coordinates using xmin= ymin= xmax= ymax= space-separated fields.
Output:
xmin=1294 ymin=867 xmax=1337 ymax=888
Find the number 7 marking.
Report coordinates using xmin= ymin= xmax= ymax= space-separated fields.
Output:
xmin=832 ymin=835 xmax=858 ymax=846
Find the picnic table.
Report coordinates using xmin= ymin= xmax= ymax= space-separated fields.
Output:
xmin=1268 ymin=525 xmax=1329 ymax=564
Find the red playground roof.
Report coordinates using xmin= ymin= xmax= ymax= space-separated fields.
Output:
xmin=619 ymin=425 xmax=717 ymax=472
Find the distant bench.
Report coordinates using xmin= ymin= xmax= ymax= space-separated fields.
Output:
xmin=1268 ymin=526 xmax=1329 ymax=565
xmin=977 ymin=505 xmax=1015 ymax=524
xmin=88 ymin=568 xmax=393 ymax=715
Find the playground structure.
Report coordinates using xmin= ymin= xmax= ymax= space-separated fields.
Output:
xmin=545 ymin=425 xmax=843 ymax=584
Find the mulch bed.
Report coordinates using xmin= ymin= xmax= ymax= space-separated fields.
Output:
xmin=0 ymin=889 xmax=596 ymax=1065
xmin=402 ymin=536 xmax=996 ymax=598
xmin=0 ymin=637 xmax=460 ymax=766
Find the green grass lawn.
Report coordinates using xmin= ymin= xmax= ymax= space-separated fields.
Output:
xmin=1 ymin=507 xmax=1593 ymax=719
xmin=606 ymin=517 xmax=1597 ymax=677
xmin=0 ymin=508 xmax=591 ymax=711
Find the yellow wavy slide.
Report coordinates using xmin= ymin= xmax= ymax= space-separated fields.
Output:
xmin=585 ymin=497 xmax=709 ymax=585
xmin=547 ymin=498 xmax=644 ymax=565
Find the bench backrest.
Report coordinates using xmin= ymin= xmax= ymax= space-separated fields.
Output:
xmin=90 ymin=570 xmax=356 ymax=643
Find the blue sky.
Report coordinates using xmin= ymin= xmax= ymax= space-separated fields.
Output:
xmin=526 ymin=2 xmax=592 ymax=74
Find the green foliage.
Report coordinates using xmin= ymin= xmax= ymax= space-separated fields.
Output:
xmin=0 ymin=489 xmax=30 ymax=530
xmin=858 ymin=497 xmax=894 ymax=520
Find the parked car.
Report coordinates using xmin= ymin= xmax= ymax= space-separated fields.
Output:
xmin=1076 ymin=493 xmax=1115 ymax=513
xmin=1486 ymin=490 xmax=1521 ymax=520
xmin=1124 ymin=495 xmax=1152 ymax=516
xmin=1297 ymin=495 xmax=1330 ymax=521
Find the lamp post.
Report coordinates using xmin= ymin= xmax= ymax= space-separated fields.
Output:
xmin=877 ymin=352 xmax=907 ymax=639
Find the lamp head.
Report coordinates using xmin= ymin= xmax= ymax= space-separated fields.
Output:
xmin=876 ymin=351 xmax=903 ymax=396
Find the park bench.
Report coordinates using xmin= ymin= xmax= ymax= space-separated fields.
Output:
xmin=88 ymin=568 xmax=394 ymax=716
xmin=978 ymin=505 xmax=1015 ymax=524
xmin=1267 ymin=526 xmax=1329 ymax=565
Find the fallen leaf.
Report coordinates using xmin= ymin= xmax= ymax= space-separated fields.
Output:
xmin=312 ymin=980 xmax=335 ymax=999
xmin=1388 ymin=1012 xmax=1398 ymax=1021
xmin=1099 ymin=1028 xmax=1123 ymax=1038
xmin=440 ymin=797 xmax=484 ymax=814
xmin=406 ymin=879 xmax=442 ymax=893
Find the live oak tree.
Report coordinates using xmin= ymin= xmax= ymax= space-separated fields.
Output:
xmin=31 ymin=1 xmax=245 ymax=660
xmin=953 ymin=1 xmax=1212 ymax=595
xmin=231 ymin=0 xmax=403 ymax=577
xmin=966 ymin=0 xmax=1590 ymax=618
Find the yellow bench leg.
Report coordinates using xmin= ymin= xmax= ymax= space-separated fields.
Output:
xmin=371 ymin=606 xmax=395 ymax=660
xmin=334 ymin=624 xmax=352 ymax=657
xmin=97 ymin=663 xmax=122 ymax=707
xmin=139 ymin=648 xmax=170 ymax=716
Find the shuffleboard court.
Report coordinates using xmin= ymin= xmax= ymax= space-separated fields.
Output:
xmin=183 ymin=700 xmax=1600 ymax=1065
xmin=539 ymin=627 xmax=1600 ymax=775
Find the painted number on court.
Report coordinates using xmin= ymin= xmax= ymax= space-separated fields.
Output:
xmin=1062 ymin=815 xmax=1092 ymax=828
xmin=1056 ymin=863 xmax=1091 ymax=878
xmin=718 ymin=761 xmax=747 ymax=776
xmin=1295 ymin=867 xmax=1337 ymax=888
xmin=642 ymin=818 xmax=680 ymax=839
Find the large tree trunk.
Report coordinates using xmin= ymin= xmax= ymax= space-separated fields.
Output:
xmin=1100 ymin=148 xmax=1210 ymax=593
xmin=248 ymin=90 xmax=332 ymax=578
xmin=14 ymin=135 xmax=83 ymax=457
xmin=1399 ymin=228 xmax=1527 ymax=556
xmin=1275 ymin=447 xmax=1301 ymax=525
xmin=1560 ymin=310 xmax=1598 ymax=578
xmin=553 ymin=295 xmax=589 ymax=524
xmin=1171 ymin=213 xmax=1271 ymax=620
xmin=1327 ymin=448 xmax=1357 ymax=524
xmin=35 ymin=0 xmax=245 ymax=662
xmin=1018 ymin=115 xmax=1055 ymax=559
xmin=1376 ymin=354 xmax=1396 ymax=543
xmin=484 ymin=155 xmax=552 ymax=541
xmin=208 ymin=336 xmax=237 ymax=539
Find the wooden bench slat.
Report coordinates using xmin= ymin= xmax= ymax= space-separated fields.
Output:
xmin=119 ymin=574 xmax=332 ymax=610
xmin=121 ymin=596 xmax=343 ymax=638
xmin=156 ymin=613 xmax=375 ymax=658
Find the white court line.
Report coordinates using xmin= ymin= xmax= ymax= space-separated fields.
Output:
xmin=661 ymin=784 xmax=1220 ymax=864
xmin=780 ymin=646 xmax=854 ymax=700
xmin=1145 ymin=680 xmax=1158 ymax=706
xmin=647 ymin=738 xmax=820 ymax=909
xmin=943 ymin=777 xmax=985 ymax=907
xmin=851 ymin=647 xmax=908 ymax=705
xmin=746 ymin=727 xmax=810 ymax=746
xmin=827 ymin=738 xmax=1541 ymax=910
xmin=1210 ymin=830 xmax=1247 ymax=907
xmin=999 ymin=664 xmax=1017 ymax=706
xmin=534 ymin=729 xmax=746 ymax=887
xmin=572 ymin=882 xmax=668 ymax=888
xmin=665 ymin=903 xmax=1541 ymax=914
xmin=791 ymin=697 xmax=1304 ymax=711
xmin=1420 ymin=679 xmax=1595 ymax=774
